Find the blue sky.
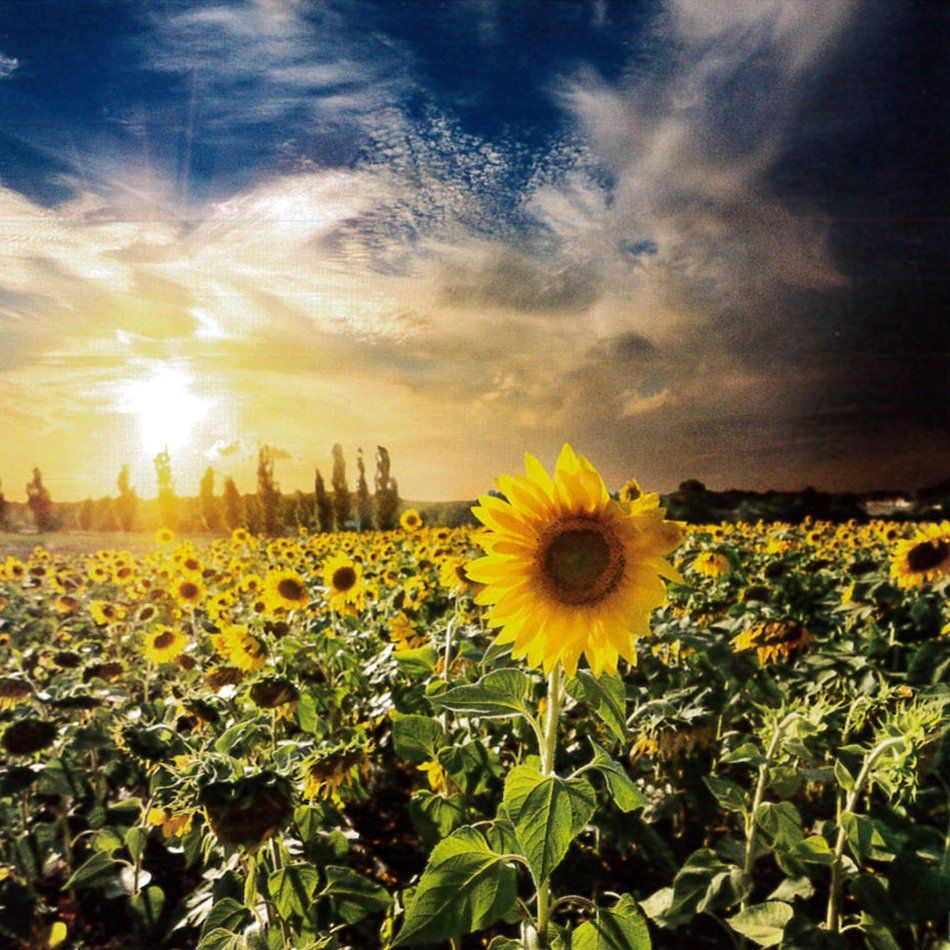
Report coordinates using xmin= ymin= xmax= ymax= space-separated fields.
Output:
xmin=0 ymin=0 xmax=946 ymax=499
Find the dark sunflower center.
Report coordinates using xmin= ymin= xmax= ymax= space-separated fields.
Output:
xmin=277 ymin=578 xmax=306 ymax=600
xmin=153 ymin=630 xmax=175 ymax=650
xmin=907 ymin=539 xmax=948 ymax=572
xmin=332 ymin=567 xmax=357 ymax=592
xmin=539 ymin=519 xmax=625 ymax=606
xmin=180 ymin=582 xmax=198 ymax=598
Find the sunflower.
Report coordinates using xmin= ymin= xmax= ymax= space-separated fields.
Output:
xmin=890 ymin=523 xmax=950 ymax=588
xmin=89 ymin=600 xmax=125 ymax=625
xmin=400 ymin=508 xmax=423 ymax=532
xmin=264 ymin=569 xmax=310 ymax=611
xmin=692 ymin=550 xmax=731 ymax=578
xmin=155 ymin=528 xmax=175 ymax=545
xmin=231 ymin=527 xmax=250 ymax=545
xmin=230 ymin=632 xmax=267 ymax=672
xmin=731 ymin=620 xmax=813 ymax=664
xmin=302 ymin=741 xmax=371 ymax=802
xmin=0 ymin=677 xmax=33 ymax=711
xmin=439 ymin=556 xmax=472 ymax=595
xmin=146 ymin=807 xmax=193 ymax=839
xmin=388 ymin=612 xmax=424 ymax=652
xmin=467 ymin=444 xmax=683 ymax=677
xmin=173 ymin=578 xmax=205 ymax=607
xmin=322 ymin=555 xmax=364 ymax=612
xmin=618 ymin=479 xmax=642 ymax=503
xmin=143 ymin=626 xmax=188 ymax=664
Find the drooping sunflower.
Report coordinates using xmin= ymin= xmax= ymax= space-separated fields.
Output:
xmin=143 ymin=626 xmax=188 ymax=664
xmin=322 ymin=555 xmax=364 ymax=612
xmin=467 ymin=444 xmax=684 ymax=677
xmin=890 ymin=523 xmax=950 ymax=588
xmin=0 ymin=677 xmax=33 ymax=711
xmin=400 ymin=508 xmax=423 ymax=532
xmin=731 ymin=619 xmax=813 ymax=665
xmin=263 ymin=569 xmax=310 ymax=612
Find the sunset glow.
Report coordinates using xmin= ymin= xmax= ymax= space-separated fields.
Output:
xmin=117 ymin=367 xmax=213 ymax=459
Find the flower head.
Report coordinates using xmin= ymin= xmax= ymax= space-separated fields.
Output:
xmin=467 ymin=444 xmax=683 ymax=676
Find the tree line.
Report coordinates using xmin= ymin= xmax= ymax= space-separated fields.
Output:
xmin=0 ymin=444 xmax=401 ymax=535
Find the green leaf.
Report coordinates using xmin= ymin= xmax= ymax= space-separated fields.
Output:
xmin=91 ymin=827 xmax=125 ymax=854
xmin=64 ymin=850 xmax=121 ymax=890
xmin=840 ymin=812 xmax=887 ymax=863
xmin=572 ymin=894 xmax=651 ymax=949
xmin=129 ymin=885 xmax=165 ymax=930
xmin=125 ymin=825 xmax=148 ymax=863
xmin=323 ymin=866 xmax=392 ymax=924
xmin=587 ymin=741 xmax=647 ymax=813
xmin=393 ymin=826 xmax=518 ymax=946
xmin=834 ymin=759 xmax=855 ymax=791
xmin=566 ymin=672 xmax=627 ymax=742
xmin=727 ymin=902 xmax=793 ymax=947
xmin=268 ymin=863 xmax=321 ymax=919
xmin=503 ymin=764 xmax=596 ymax=884
xmin=392 ymin=713 xmax=444 ymax=764
xmin=432 ymin=668 xmax=535 ymax=720
xmin=408 ymin=789 xmax=467 ymax=847
xmin=394 ymin=645 xmax=438 ymax=676
xmin=767 ymin=876 xmax=814 ymax=901
xmin=704 ymin=776 xmax=747 ymax=813
xmin=754 ymin=801 xmax=804 ymax=851
xmin=198 ymin=929 xmax=248 ymax=950
xmin=722 ymin=743 xmax=765 ymax=767
xmin=787 ymin=835 xmax=834 ymax=866
xmin=201 ymin=898 xmax=252 ymax=938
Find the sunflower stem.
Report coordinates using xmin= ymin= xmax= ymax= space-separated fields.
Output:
xmin=535 ymin=664 xmax=563 ymax=945
xmin=825 ymin=736 xmax=905 ymax=933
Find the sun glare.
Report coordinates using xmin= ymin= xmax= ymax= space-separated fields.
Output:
xmin=119 ymin=367 xmax=211 ymax=457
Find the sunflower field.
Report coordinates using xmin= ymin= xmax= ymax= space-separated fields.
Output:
xmin=0 ymin=447 xmax=948 ymax=949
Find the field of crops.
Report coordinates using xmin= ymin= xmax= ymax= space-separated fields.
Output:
xmin=0 ymin=450 xmax=948 ymax=949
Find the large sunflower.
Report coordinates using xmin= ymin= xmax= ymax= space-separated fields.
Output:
xmin=467 ymin=444 xmax=683 ymax=677
xmin=890 ymin=523 xmax=950 ymax=588
xmin=143 ymin=626 xmax=188 ymax=664
xmin=264 ymin=569 xmax=310 ymax=611
xmin=322 ymin=554 xmax=364 ymax=612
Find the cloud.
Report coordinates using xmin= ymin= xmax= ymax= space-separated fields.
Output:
xmin=0 ymin=53 xmax=17 ymax=78
xmin=0 ymin=0 xmax=943 ymax=500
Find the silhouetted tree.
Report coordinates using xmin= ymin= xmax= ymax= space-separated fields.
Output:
xmin=314 ymin=469 xmax=333 ymax=532
xmin=331 ymin=444 xmax=351 ymax=530
xmin=154 ymin=448 xmax=177 ymax=529
xmin=199 ymin=467 xmax=221 ymax=532
xmin=356 ymin=448 xmax=374 ymax=530
xmin=222 ymin=477 xmax=244 ymax=531
xmin=374 ymin=445 xmax=399 ymax=530
xmin=26 ymin=466 xmax=54 ymax=532
xmin=96 ymin=497 xmax=118 ymax=532
xmin=79 ymin=497 xmax=95 ymax=531
xmin=257 ymin=446 xmax=283 ymax=536
xmin=115 ymin=465 xmax=138 ymax=532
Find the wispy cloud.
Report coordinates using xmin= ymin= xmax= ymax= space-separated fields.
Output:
xmin=0 ymin=52 xmax=17 ymax=79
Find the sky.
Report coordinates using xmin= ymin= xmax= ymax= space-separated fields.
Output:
xmin=0 ymin=0 xmax=947 ymax=502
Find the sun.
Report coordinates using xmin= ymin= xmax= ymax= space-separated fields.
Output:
xmin=119 ymin=366 xmax=212 ymax=456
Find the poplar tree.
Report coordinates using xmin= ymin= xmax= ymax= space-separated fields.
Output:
xmin=26 ymin=466 xmax=54 ymax=532
xmin=115 ymin=465 xmax=138 ymax=532
xmin=356 ymin=448 xmax=374 ymax=530
xmin=331 ymin=444 xmax=351 ymax=530
xmin=314 ymin=469 xmax=334 ymax=532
